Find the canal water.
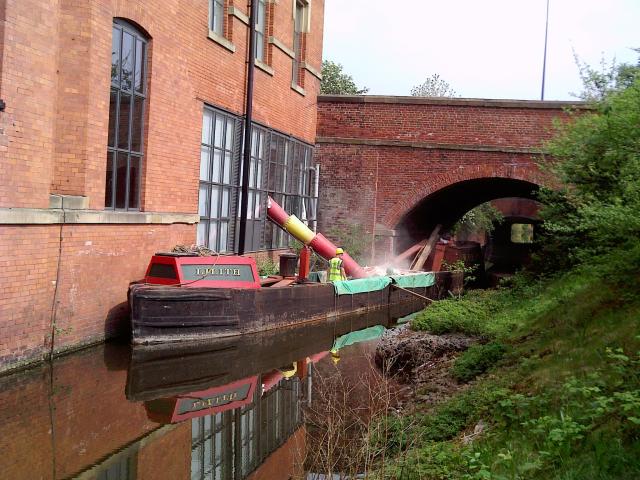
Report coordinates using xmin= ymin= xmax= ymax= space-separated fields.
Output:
xmin=0 ymin=310 xmax=410 ymax=480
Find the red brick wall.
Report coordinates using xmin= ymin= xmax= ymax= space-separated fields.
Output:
xmin=0 ymin=0 xmax=325 ymax=371
xmin=137 ymin=423 xmax=191 ymax=480
xmin=317 ymin=98 xmax=574 ymax=148
xmin=0 ymin=344 xmax=160 ymax=479
xmin=315 ymin=97 xmax=583 ymax=257
xmin=0 ymin=226 xmax=59 ymax=369
xmin=40 ymin=0 xmax=323 ymax=211
xmin=0 ymin=368 xmax=53 ymax=480
xmin=0 ymin=0 xmax=59 ymax=209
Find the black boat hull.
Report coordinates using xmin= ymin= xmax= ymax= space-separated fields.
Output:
xmin=129 ymin=271 xmax=461 ymax=344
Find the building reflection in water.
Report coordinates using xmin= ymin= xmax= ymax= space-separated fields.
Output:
xmin=0 ymin=309 xmax=397 ymax=480
xmin=189 ymin=373 xmax=304 ymax=480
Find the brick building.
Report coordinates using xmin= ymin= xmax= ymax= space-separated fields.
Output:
xmin=0 ymin=0 xmax=325 ymax=372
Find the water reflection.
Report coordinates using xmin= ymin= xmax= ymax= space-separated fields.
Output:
xmin=0 ymin=306 xmax=406 ymax=480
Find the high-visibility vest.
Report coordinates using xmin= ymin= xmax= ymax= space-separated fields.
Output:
xmin=328 ymin=257 xmax=346 ymax=282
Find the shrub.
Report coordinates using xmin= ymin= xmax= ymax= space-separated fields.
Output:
xmin=452 ymin=342 xmax=507 ymax=382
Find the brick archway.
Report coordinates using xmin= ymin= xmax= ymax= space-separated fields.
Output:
xmin=315 ymin=95 xmax=584 ymax=260
xmin=384 ymin=164 xmax=547 ymax=230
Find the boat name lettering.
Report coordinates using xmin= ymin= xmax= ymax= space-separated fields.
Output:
xmin=195 ymin=267 xmax=242 ymax=276
xmin=191 ymin=392 xmax=239 ymax=410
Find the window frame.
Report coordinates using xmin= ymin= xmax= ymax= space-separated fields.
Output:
xmin=198 ymin=106 xmax=241 ymax=253
xmin=106 ymin=19 xmax=148 ymax=211
xmin=209 ymin=0 xmax=225 ymax=36
xmin=254 ymin=0 xmax=267 ymax=62
xmin=292 ymin=0 xmax=307 ymax=86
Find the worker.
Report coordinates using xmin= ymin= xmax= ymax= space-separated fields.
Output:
xmin=328 ymin=247 xmax=347 ymax=282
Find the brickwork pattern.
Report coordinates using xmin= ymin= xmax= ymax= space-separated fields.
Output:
xmin=0 ymin=0 xmax=325 ymax=371
xmin=315 ymin=98 xmax=579 ymax=256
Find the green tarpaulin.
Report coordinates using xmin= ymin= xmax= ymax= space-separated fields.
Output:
xmin=332 ymin=272 xmax=435 ymax=295
xmin=390 ymin=272 xmax=435 ymax=289
xmin=331 ymin=325 xmax=386 ymax=352
xmin=332 ymin=276 xmax=392 ymax=295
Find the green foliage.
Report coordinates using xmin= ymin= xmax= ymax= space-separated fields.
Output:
xmin=452 ymin=342 xmax=507 ymax=383
xmin=326 ymin=223 xmax=369 ymax=264
xmin=411 ymin=73 xmax=458 ymax=97
xmin=382 ymin=244 xmax=640 ymax=479
xmin=453 ymin=203 xmax=504 ymax=239
xmin=411 ymin=288 xmax=520 ymax=339
xmin=320 ymin=60 xmax=368 ymax=95
xmin=535 ymin=73 xmax=640 ymax=273
xmin=572 ymin=49 xmax=640 ymax=101
xmin=256 ymin=257 xmax=278 ymax=276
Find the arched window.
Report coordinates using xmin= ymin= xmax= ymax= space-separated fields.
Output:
xmin=106 ymin=19 xmax=148 ymax=210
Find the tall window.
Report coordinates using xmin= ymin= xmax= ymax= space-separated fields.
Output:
xmin=239 ymin=126 xmax=268 ymax=252
xmin=107 ymin=20 xmax=147 ymax=210
xmin=198 ymin=107 xmax=240 ymax=253
xmin=254 ymin=0 xmax=266 ymax=62
xmin=292 ymin=0 xmax=306 ymax=86
xmin=209 ymin=0 xmax=224 ymax=35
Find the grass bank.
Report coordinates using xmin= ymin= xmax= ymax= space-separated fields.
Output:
xmin=379 ymin=244 xmax=640 ymax=479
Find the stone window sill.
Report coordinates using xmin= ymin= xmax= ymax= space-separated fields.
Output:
xmin=0 ymin=207 xmax=199 ymax=225
xmin=291 ymin=83 xmax=306 ymax=96
xmin=207 ymin=31 xmax=236 ymax=53
xmin=255 ymin=60 xmax=274 ymax=76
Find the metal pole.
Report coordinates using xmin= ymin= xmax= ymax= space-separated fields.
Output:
xmin=541 ymin=0 xmax=550 ymax=100
xmin=238 ymin=0 xmax=258 ymax=255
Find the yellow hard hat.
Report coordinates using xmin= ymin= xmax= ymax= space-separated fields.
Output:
xmin=335 ymin=247 xmax=344 ymax=255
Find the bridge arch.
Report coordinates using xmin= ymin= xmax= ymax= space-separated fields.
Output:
xmin=316 ymin=95 xmax=585 ymax=262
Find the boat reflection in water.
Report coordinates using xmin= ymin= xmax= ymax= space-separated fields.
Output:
xmin=0 ymin=308 xmax=404 ymax=480
xmin=126 ymin=307 xmax=399 ymax=479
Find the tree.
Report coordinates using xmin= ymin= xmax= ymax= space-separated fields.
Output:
xmin=320 ymin=60 xmax=368 ymax=95
xmin=410 ymin=74 xmax=458 ymax=97
xmin=534 ymin=75 xmax=640 ymax=273
xmin=572 ymin=49 xmax=640 ymax=101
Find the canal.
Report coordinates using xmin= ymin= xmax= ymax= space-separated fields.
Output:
xmin=0 ymin=310 xmax=410 ymax=480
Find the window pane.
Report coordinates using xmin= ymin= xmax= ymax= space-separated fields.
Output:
xmin=134 ymin=39 xmax=145 ymax=94
xmin=121 ymin=31 xmax=134 ymax=91
xmin=221 ymin=188 xmax=230 ymax=217
xmin=202 ymin=111 xmax=213 ymax=145
xmin=256 ymin=160 xmax=262 ymax=188
xmin=199 ymin=185 xmax=208 ymax=216
xmin=255 ymin=32 xmax=264 ymax=61
xmin=115 ymin=153 xmax=128 ymax=209
xmin=111 ymin=27 xmax=120 ymax=84
xmin=212 ymin=150 xmax=222 ymax=183
xmin=210 ymin=187 xmax=220 ymax=218
xmin=131 ymin=95 xmax=143 ymax=152
xmin=108 ymin=90 xmax=118 ymax=147
xmin=213 ymin=1 xmax=224 ymax=34
xmin=208 ymin=222 xmax=218 ymax=250
xmin=200 ymin=146 xmax=211 ymax=181
xmin=249 ymin=159 xmax=256 ymax=188
xmin=117 ymin=93 xmax=131 ymax=150
xmin=105 ymin=152 xmax=114 ymax=207
xmin=214 ymin=116 xmax=224 ymax=148
xmin=219 ymin=222 xmax=228 ymax=252
xmin=225 ymin=118 xmax=234 ymax=150
xmin=223 ymin=152 xmax=232 ymax=184
xmin=128 ymin=155 xmax=140 ymax=209
xmin=254 ymin=192 xmax=261 ymax=219
xmin=247 ymin=191 xmax=253 ymax=219
xmin=197 ymin=221 xmax=208 ymax=246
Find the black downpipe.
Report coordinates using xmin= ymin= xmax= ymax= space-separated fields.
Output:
xmin=238 ymin=0 xmax=258 ymax=255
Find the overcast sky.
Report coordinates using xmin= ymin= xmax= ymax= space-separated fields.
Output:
xmin=322 ymin=0 xmax=639 ymax=100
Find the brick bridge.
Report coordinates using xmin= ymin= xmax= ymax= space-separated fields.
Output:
xmin=315 ymin=95 xmax=583 ymax=261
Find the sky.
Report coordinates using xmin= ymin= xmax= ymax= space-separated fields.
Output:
xmin=322 ymin=0 xmax=640 ymax=100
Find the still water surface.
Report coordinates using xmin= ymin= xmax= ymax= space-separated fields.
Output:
xmin=0 ymin=311 xmax=405 ymax=480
